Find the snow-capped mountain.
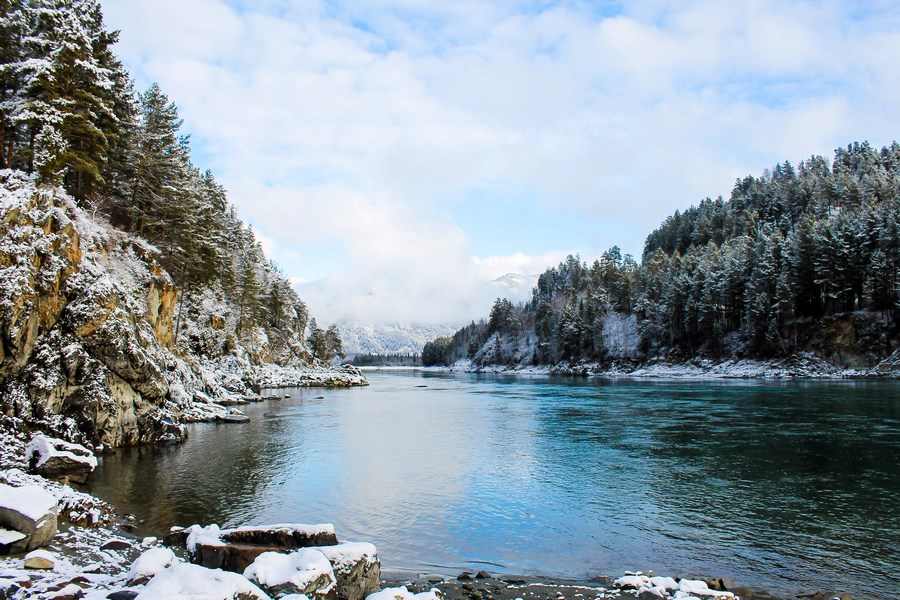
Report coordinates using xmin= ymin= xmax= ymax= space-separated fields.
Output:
xmin=337 ymin=322 xmax=460 ymax=356
xmin=490 ymin=273 xmax=538 ymax=301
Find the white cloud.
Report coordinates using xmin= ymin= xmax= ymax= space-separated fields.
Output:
xmin=101 ymin=0 xmax=900 ymax=325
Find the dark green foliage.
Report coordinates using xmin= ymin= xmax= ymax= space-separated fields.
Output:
xmin=434 ymin=143 xmax=900 ymax=367
xmin=0 ymin=0 xmax=331 ymax=367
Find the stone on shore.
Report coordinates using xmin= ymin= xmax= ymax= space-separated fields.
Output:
xmin=129 ymin=547 xmax=178 ymax=585
xmin=185 ymin=523 xmax=339 ymax=573
xmin=244 ymin=548 xmax=337 ymax=599
xmin=318 ymin=542 xmax=380 ymax=600
xmin=366 ymin=586 xmax=443 ymax=600
xmin=23 ymin=548 xmax=56 ymax=569
xmin=0 ymin=482 xmax=58 ymax=554
xmin=25 ymin=434 xmax=97 ymax=484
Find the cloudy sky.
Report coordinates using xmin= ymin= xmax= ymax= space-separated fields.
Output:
xmin=101 ymin=0 xmax=900 ymax=325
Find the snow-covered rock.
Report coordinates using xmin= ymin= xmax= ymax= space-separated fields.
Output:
xmin=0 ymin=482 xmax=57 ymax=553
xmin=366 ymin=586 xmax=443 ymax=600
xmin=129 ymin=546 xmax=178 ymax=584
xmin=318 ymin=542 xmax=380 ymax=600
xmin=185 ymin=522 xmax=339 ymax=573
xmin=614 ymin=575 xmax=649 ymax=589
xmin=648 ymin=577 xmax=679 ymax=590
xmin=244 ymin=548 xmax=337 ymax=599
xmin=135 ymin=562 xmax=269 ymax=599
xmin=23 ymin=548 xmax=56 ymax=569
xmin=25 ymin=434 xmax=97 ymax=483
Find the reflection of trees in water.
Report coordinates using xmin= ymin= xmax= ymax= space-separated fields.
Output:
xmin=89 ymin=415 xmax=299 ymax=535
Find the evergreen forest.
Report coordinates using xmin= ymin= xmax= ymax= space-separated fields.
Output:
xmin=0 ymin=0 xmax=343 ymax=365
xmin=425 ymin=142 xmax=900 ymax=369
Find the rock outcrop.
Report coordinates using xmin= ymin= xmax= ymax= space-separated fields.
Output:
xmin=319 ymin=542 xmax=381 ymax=600
xmin=0 ymin=175 xmax=367 ymax=452
xmin=184 ymin=523 xmax=340 ymax=573
xmin=0 ymin=176 xmax=179 ymax=448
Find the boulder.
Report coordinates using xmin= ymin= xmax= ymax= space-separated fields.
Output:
xmin=318 ymin=543 xmax=380 ymax=600
xmin=23 ymin=548 xmax=56 ymax=569
xmin=186 ymin=523 xmax=338 ymax=573
xmin=243 ymin=548 xmax=337 ymax=599
xmin=25 ymin=434 xmax=97 ymax=484
xmin=134 ymin=562 xmax=268 ymax=600
xmin=0 ymin=482 xmax=58 ymax=554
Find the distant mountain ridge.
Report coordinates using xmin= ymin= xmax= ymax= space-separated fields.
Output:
xmin=490 ymin=273 xmax=539 ymax=300
xmin=337 ymin=322 xmax=460 ymax=355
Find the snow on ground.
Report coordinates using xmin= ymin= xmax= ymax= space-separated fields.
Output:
xmin=444 ymin=351 xmax=878 ymax=379
xmin=368 ymin=586 xmax=444 ymax=600
xmin=134 ymin=562 xmax=269 ymax=599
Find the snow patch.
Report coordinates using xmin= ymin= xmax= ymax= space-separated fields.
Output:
xmin=135 ymin=562 xmax=268 ymax=599
xmin=243 ymin=548 xmax=336 ymax=593
xmin=0 ymin=482 xmax=57 ymax=521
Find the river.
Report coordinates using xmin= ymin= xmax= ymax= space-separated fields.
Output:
xmin=86 ymin=371 xmax=900 ymax=598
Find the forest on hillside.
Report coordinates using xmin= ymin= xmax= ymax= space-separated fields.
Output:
xmin=425 ymin=142 xmax=900 ymax=369
xmin=0 ymin=0 xmax=343 ymax=365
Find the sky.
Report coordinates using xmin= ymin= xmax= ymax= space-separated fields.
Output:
xmin=100 ymin=0 xmax=900 ymax=325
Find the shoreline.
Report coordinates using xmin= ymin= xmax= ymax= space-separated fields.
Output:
xmin=360 ymin=353 xmax=899 ymax=380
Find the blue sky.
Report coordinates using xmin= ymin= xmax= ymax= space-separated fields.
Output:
xmin=100 ymin=0 xmax=900 ymax=324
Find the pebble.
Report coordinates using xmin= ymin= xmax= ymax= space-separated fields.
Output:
xmin=476 ymin=571 xmax=491 ymax=580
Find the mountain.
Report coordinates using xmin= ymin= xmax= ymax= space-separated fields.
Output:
xmin=490 ymin=273 xmax=538 ymax=301
xmin=337 ymin=322 xmax=459 ymax=355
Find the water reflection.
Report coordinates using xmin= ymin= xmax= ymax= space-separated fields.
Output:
xmin=87 ymin=373 xmax=900 ymax=598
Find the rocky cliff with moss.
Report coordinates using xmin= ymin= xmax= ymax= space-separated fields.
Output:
xmin=0 ymin=2 xmax=365 ymax=449
xmin=0 ymin=172 xmax=363 ymax=450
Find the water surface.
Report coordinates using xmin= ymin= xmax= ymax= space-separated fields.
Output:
xmin=88 ymin=372 xmax=900 ymax=598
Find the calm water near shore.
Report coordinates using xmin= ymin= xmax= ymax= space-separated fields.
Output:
xmin=87 ymin=371 xmax=900 ymax=598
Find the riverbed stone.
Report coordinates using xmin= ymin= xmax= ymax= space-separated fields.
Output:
xmin=0 ymin=483 xmax=58 ymax=554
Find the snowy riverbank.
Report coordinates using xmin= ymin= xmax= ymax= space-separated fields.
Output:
xmin=439 ymin=350 xmax=899 ymax=379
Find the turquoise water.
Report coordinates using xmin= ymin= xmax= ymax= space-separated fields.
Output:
xmin=87 ymin=372 xmax=900 ymax=598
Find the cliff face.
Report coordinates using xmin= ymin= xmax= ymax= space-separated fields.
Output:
xmin=0 ymin=172 xmax=181 ymax=447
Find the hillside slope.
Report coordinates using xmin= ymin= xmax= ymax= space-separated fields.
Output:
xmin=426 ymin=142 xmax=899 ymax=376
